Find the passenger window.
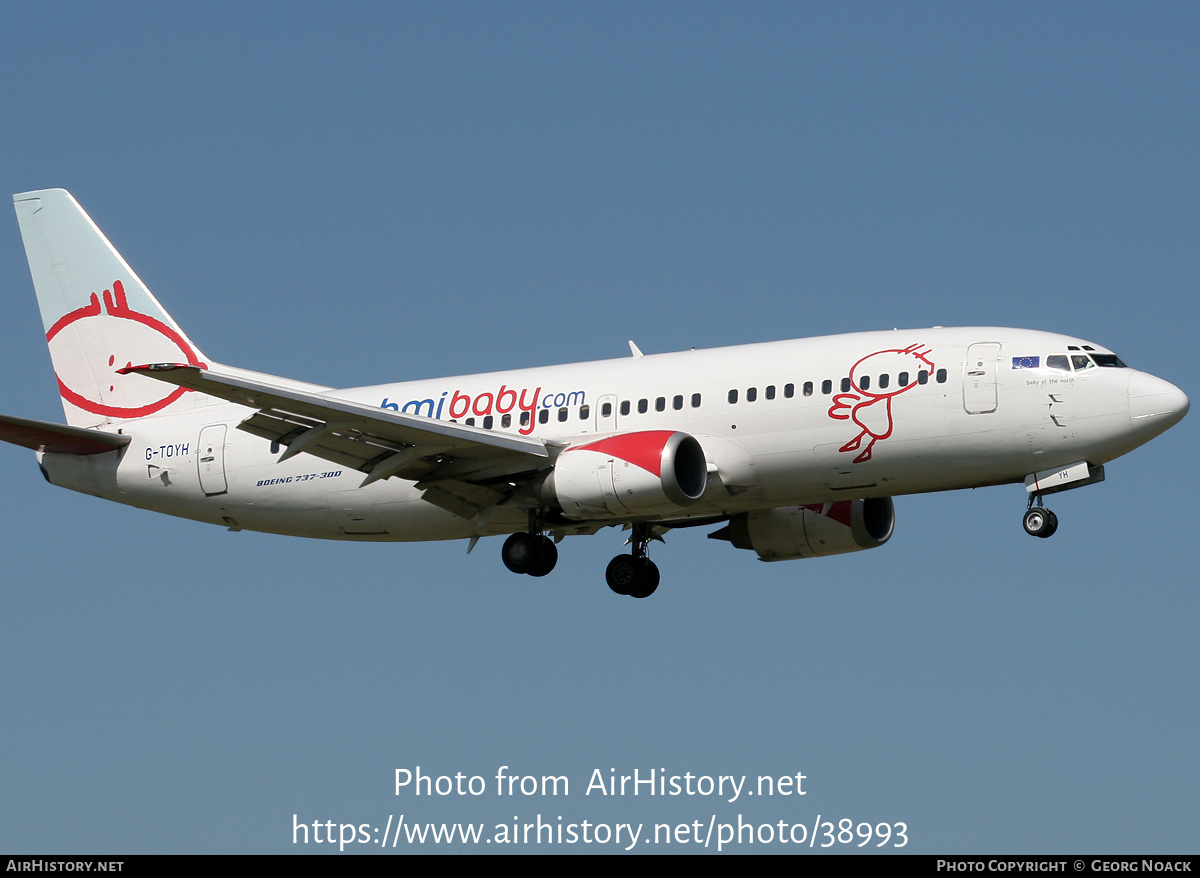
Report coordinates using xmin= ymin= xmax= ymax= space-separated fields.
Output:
xmin=579 ymin=405 xmax=590 ymax=419
xmin=918 ymin=370 xmax=929 ymax=385
xmin=538 ymin=409 xmax=549 ymax=424
xmin=638 ymin=399 xmax=648 ymax=414
xmin=822 ymin=379 xmax=832 ymax=394
xmin=841 ymin=378 xmax=851 ymax=393
xmin=466 ymin=417 xmax=476 ymax=426
xmin=1046 ymin=356 xmax=1069 ymax=372
xmin=1071 ymin=355 xmax=1093 ymax=371
xmin=898 ymin=371 xmax=909 ymax=387
xmin=502 ymin=413 xmax=512 ymax=428
xmin=936 ymin=369 xmax=947 ymax=383
xmin=786 ymin=383 xmax=796 ymax=398
xmin=673 ymin=395 xmax=683 ymax=410
xmin=620 ymin=400 xmax=630 ymax=416
xmin=765 ymin=385 xmax=776 ymax=400
xmin=728 ymin=389 xmax=738 ymax=404
xmin=803 ymin=381 xmax=813 ymax=397
xmin=747 ymin=387 xmax=757 ymax=402
xmin=879 ymin=374 xmax=889 ymax=389
xmin=558 ymin=408 xmax=568 ymax=422
xmin=860 ymin=375 xmax=871 ymax=390
xmin=483 ymin=415 xmax=493 ymax=429
xmin=601 ymin=402 xmax=612 ymax=417
xmin=655 ymin=397 xmax=665 ymax=412
xmin=691 ymin=393 xmax=702 ymax=408
xmin=521 ymin=411 xmax=530 ymax=426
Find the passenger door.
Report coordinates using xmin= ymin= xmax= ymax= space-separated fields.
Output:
xmin=963 ymin=342 xmax=1001 ymax=414
xmin=197 ymin=424 xmax=228 ymax=496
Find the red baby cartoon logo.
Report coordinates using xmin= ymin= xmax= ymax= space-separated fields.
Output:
xmin=827 ymin=343 xmax=935 ymax=463
xmin=46 ymin=280 xmax=206 ymax=418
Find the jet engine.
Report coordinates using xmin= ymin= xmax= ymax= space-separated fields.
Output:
xmin=541 ymin=430 xmax=708 ymax=519
xmin=710 ymin=498 xmax=894 ymax=561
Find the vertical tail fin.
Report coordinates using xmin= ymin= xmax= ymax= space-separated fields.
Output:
xmin=13 ymin=189 xmax=211 ymax=427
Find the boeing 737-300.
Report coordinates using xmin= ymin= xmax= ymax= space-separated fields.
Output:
xmin=0 ymin=189 xmax=1188 ymax=597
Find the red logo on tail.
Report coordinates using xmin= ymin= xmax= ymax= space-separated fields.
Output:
xmin=47 ymin=280 xmax=206 ymax=418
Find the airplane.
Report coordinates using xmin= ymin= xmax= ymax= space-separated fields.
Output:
xmin=0 ymin=189 xmax=1189 ymax=598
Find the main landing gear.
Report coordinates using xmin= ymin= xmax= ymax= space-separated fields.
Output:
xmin=500 ymin=514 xmax=662 ymax=598
xmin=501 ymin=510 xmax=558 ymax=577
xmin=605 ymin=523 xmax=660 ymax=600
xmin=1022 ymin=495 xmax=1058 ymax=539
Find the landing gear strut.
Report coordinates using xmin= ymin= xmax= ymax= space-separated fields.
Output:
xmin=606 ymin=523 xmax=660 ymax=599
xmin=501 ymin=510 xmax=558 ymax=577
xmin=1023 ymin=495 xmax=1058 ymax=538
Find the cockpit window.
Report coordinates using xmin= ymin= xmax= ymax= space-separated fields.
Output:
xmin=1046 ymin=355 xmax=1070 ymax=372
xmin=1071 ymin=355 xmax=1094 ymax=371
xmin=1090 ymin=354 xmax=1127 ymax=368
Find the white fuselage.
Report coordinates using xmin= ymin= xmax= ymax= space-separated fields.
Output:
xmin=37 ymin=326 xmax=1180 ymax=541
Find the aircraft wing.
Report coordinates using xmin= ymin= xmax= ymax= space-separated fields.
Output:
xmin=121 ymin=364 xmax=549 ymax=488
xmin=0 ymin=412 xmax=131 ymax=455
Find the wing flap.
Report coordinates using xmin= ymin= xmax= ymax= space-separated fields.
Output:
xmin=121 ymin=364 xmax=548 ymax=484
xmin=417 ymin=481 xmax=509 ymax=520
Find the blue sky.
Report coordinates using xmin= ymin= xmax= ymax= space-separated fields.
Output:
xmin=1 ymin=2 xmax=1196 ymax=853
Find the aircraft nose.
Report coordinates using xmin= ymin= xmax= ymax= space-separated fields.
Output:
xmin=1128 ymin=371 xmax=1190 ymax=441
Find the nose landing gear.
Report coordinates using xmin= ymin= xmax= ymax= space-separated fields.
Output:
xmin=1022 ymin=496 xmax=1058 ymax=538
xmin=1020 ymin=462 xmax=1106 ymax=539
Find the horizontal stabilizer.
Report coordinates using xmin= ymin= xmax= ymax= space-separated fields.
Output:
xmin=0 ymin=412 xmax=130 ymax=455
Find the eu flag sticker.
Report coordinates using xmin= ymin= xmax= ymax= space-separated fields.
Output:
xmin=1012 ymin=356 xmax=1040 ymax=369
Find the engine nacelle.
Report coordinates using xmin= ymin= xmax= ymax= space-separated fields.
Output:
xmin=713 ymin=498 xmax=894 ymax=561
xmin=541 ymin=430 xmax=708 ymax=520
